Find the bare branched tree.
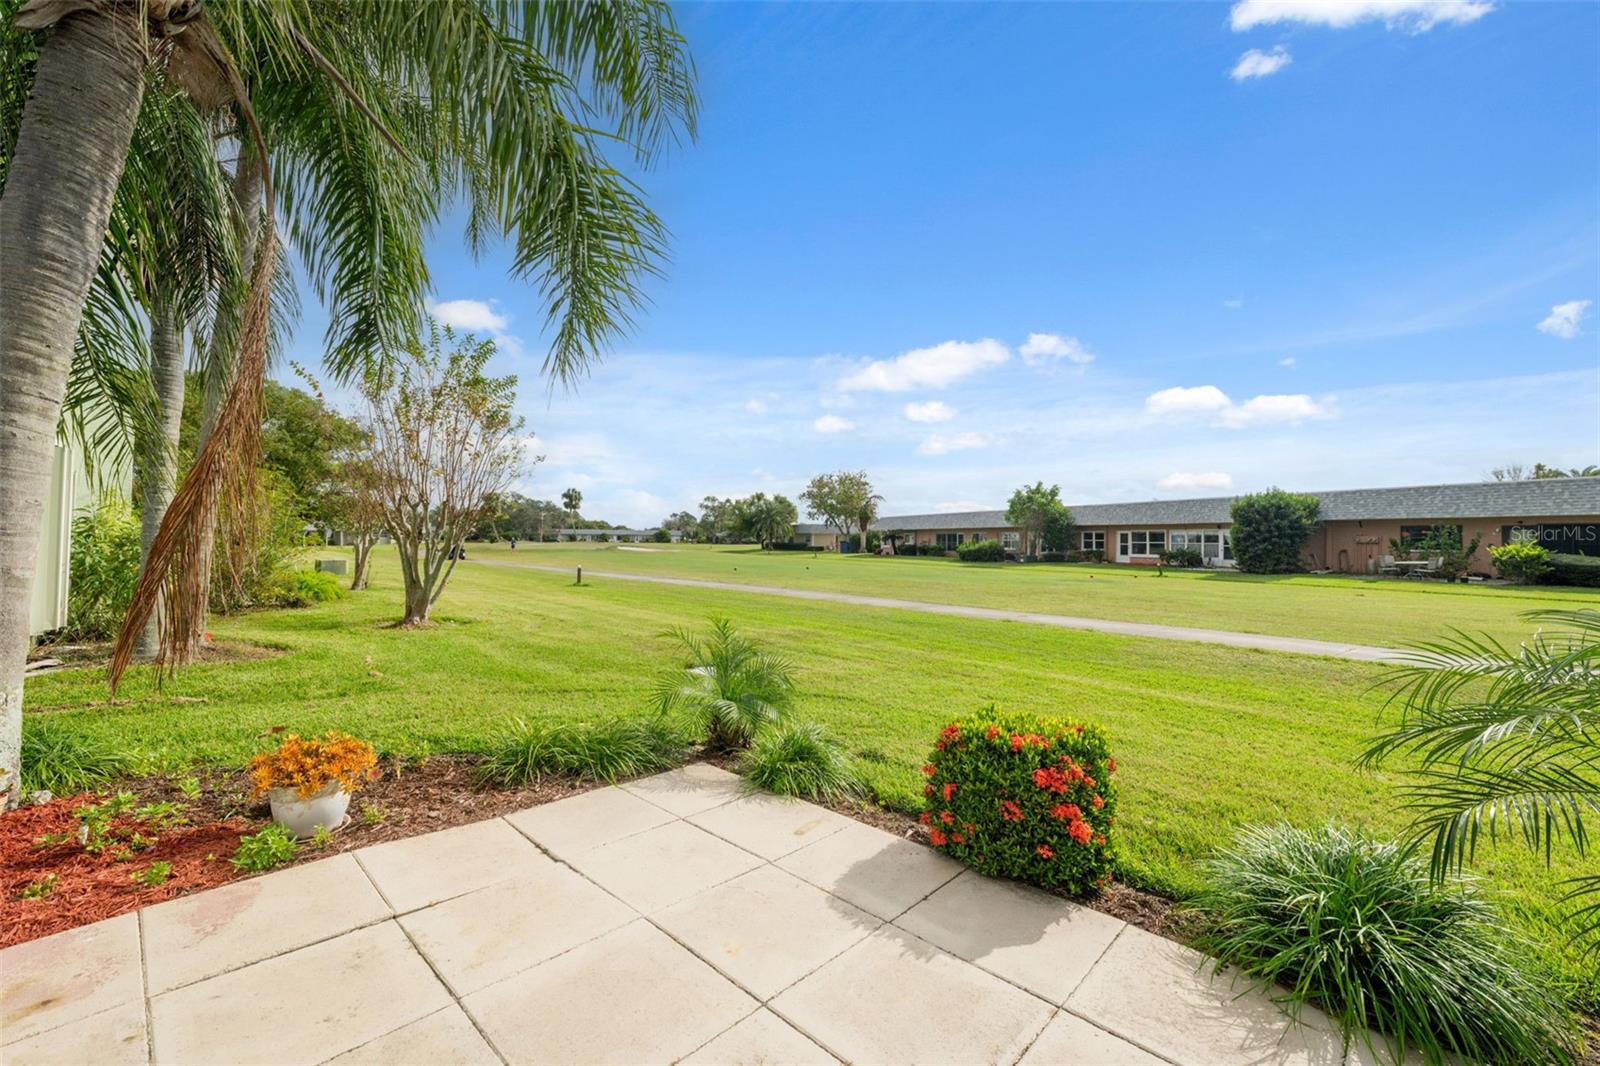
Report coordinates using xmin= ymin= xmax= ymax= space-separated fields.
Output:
xmin=360 ymin=321 xmax=527 ymax=625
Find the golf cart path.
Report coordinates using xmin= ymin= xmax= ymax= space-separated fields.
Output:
xmin=485 ymin=560 xmax=1410 ymax=664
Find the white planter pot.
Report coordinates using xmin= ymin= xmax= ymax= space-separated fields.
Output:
xmin=268 ymin=783 xmax=351 ymax=839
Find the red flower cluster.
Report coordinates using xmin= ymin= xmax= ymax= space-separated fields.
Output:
xmin=1036 ymin=844 xmax=1054 ymax=859
xmin=940 ymin=810 xmax=955 ymax=826
xmin=985 ymin=725 xmax=1001 ymax=740
xmin=1032 ymin=766 xmax=1070 ymax=794
xmin=1009 ymin=732 xmax=1050 ymax=752
xmin=942 ymin=782 xmax=957 ymax=801
xmin=1050 ymin=803 xmax=1081 ymax=821
xmin=929 ymin=828 xmax=948 ymax=846
xmin=922 ymin=763 xmax=937 ymax=777
xmin=1000 ymin=800 xmax=1024 ymax=822
xmin=1068 ymin=819 xmax=1093 ymax=845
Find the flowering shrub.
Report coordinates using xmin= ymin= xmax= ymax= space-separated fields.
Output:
xmin=920 ymin=708 xmax=1116 ymax=893
xmin=248 ymin=732 xmax=379 ymax=799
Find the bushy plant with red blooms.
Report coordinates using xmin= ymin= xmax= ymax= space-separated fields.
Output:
xmin=920 ymin=707 xmax=1117 ymax=894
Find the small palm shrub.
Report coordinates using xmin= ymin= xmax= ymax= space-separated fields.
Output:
xmin=20 ymin=726 xmax=127 ymax=796
xmin=955 ymin=539 xmax=1006 ymax=562
xmin=1488 ymin=541 xmax=1551 ymax=584
xmin=654 ymin=618 xmax=795 ymax=749
xmin=1191 ymin=824 xmax=1578 ymax=1066
xmin=479 ymin=717 xmax=690 ymax=786
xmin=740 ymin=721 xmax=862 ymax=802
xmin=921 ymin=708 xmax=1116 ymax=893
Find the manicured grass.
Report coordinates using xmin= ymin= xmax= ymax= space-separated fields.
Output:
xmin=478 ymin=541 xmax=1592 ymax=649
xmin=22 ymin=549 xmax=1596 ymax=1006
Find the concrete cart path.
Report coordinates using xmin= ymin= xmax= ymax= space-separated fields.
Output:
xmin=487 ymin=560 xmax=1412 ymax=664
xmin=3 ymin=764 xmax=1386 ymax=1065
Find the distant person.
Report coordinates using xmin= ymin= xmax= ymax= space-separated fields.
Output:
xmin=509 ymin=537 xmax=518 ymax=550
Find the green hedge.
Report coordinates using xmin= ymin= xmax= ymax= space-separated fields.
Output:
xmin=1541 ymin=553 xmax=1600 ymax=587
xmin=921 ymin=708 xmax=1117 ymax=894
xmin=956 ymin=539 xmax=1006 ymax=562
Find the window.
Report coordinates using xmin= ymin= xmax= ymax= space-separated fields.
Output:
xmin=1502 ymin=523 xmax=1600 ymax=557
xmin=1399 ymin=524 xmax=1461 ymax=549
xmin=1081 ymin=530 xmax=1105 ymax=553
xmin=1118 ymin=530 xmax=1166 ymax=557
xmin=935 ymin=532 xmax=965 ymax=551
xmin=1000 ymin=531 xmax=1020 ymax=551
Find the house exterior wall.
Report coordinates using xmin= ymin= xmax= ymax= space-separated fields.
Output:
xmin=1312 ymin=515 xmax=1600 ymax=574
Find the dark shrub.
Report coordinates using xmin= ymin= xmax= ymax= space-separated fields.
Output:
xmin=1065 ymin=549 xmax=1104 ymax=563
xmin=1159 ymin=547 xmax=1205 ymax=568
xmin=922 ymin=708 xmax=1116 ymax=894
xmin=1037 ymin=551 xmax=1067 ymax=563
xmin=1540 ymin=552 xmax=1600 ymax=587
xmin=1192 ymin=824 xmax=1578 ymax=1066
xmin=956 ymin=539 xmax=1006 ymax=562
xmin=1229 ymin=489 xmax=1321 ymax=573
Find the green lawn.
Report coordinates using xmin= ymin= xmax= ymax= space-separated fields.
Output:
xmin=22 ymin=548 xmax=1597 ymax=1007
xmin=475 ymin=541 xmax=1592 ymax=649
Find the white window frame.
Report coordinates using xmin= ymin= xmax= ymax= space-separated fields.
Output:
xmin=1081 ymin=530 xmax=1105 ymax=553
xmin=1118 ymin=530 xmax=1166 ymax=557
xmin=1000 ymin=531 xmax=1020 ymax=551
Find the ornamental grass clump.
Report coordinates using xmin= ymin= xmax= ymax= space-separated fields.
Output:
xmin=739 ymin=721 xmax=863 ymax=803
xmin=921 ymin=707 xmax=1116 ymax=894
xmin=1191 ymin=823 xmax=1579 ymax=1066
xmin=247 ymin=732 xmax=378 ymax=799
xmin=479 ymin=716 xmax=690 ymax=786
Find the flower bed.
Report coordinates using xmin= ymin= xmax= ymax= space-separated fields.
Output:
xmin=921 ymin=708 xmax=1117 ymax=894
xmin=1 ymin=795 xmax=246 ymax=948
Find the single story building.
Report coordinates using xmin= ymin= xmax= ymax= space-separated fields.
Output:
xmin=871 ymin=477 xmax=1600 ymax=573
xmin=556 ymin=528 xmax=676 ymax=543
xmin=790 ymin=523 xmax=843 ymax=550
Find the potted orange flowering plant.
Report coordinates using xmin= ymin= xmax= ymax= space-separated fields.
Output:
xmin=249 ymin=732 xmax=379 ymax=839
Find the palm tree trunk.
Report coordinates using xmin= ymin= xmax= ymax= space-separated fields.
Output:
xmin=0 ymin=10 xmax=145 ymax=806
xmin=134 ymin=302 xmax=187 ymax=658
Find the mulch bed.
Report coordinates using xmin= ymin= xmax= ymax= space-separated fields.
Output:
xmin=1 ymin=754 xmax=602 ymax=950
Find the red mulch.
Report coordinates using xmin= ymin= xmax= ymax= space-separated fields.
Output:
xmin=1 ymin=796 xmax=247 ymax=948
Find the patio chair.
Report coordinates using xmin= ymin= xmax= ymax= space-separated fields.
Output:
xmin=1379 ymin=554 xmax=1398 ymax=574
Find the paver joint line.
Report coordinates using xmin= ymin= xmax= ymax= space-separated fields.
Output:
xmin=493 ymin=561 xmax=1410 ymax=663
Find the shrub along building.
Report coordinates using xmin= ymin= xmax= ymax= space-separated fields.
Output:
xmin=865 ymin=477 xmax=1600 ymax=573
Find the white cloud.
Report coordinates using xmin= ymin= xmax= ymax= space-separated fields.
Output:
xmin=1145 ymin=384 xmax=1336 ymax=428
xmin=813 ymin=414 xmax=855 ymax=433
xmin=426 ymin=297 xmax=509 ymax=334
xmin=1145 ymin=385 xmax=1233 ymax=416
xmin=1223 ymin=298 xmax=1245 ymax=310
xmin=1536 ymin=299 xmax=1591 ymax=340
xmin=1278 ymin=356 xmax=1297 ymax=367
xmin=836 ymin=338 xmax=1010 ymax=392
xmin=1019 ymin=332 xmax=1095 ymax=366
xmin=1217 ymin=393 xmax=1337 ymax=428
xmin=1230 ymin=0 xmax=1494 ymax=33
xmin=744 ymin=398 xmax=769 ymax=414
xmin=904 ymin=400 xmax=956 ymax=423
xmin=1230 ymin=46 xmax=1292 ymax=81
xmin=1158 ymin=471 xmax=1235 ymax=490
xmin=917 ymin=432 xmax=991 ymax=456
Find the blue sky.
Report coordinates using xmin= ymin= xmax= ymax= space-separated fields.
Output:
xmin=288 ymin=0 xmax=1600 ymax=526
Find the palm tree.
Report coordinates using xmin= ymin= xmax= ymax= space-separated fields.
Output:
xmin=1361 ymin=609 xmax=1600 ymax=948
xmin=654 ymin=618 xmax=796 ymax=750
xmin=562 ymin=488 xmax=583 ymax=531
xmin=0 ymin=0 xmax=697 ymax=804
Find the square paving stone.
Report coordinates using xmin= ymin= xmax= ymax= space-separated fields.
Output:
xmin=680 ymin=1009 xmax=839 ymax=1066
xmin=621 ymin=762 xmax=745 ymax=816
xmin=775 ymin=822 xmax=962 ymax=920
xmin=143 ymin=853 xmax=390 ymax=994
xmin=0 ymin=999 xmax=147 ymax=1066
xmin=1067 ymin=924 xmax=1347 ymax=1065
xmin=895 ymin=870 xmax=1125 ymax=1004
xmin=688 ymin=794 xmax=851 ymax=860
xmin=355 ymin=817 xmax=553 ymax=913
xmin=461 ymin=920 xmax=755 ymax=1065
xmin=564 ymin=819 xmax=762 ymax=913
xmin=654 ymin=866 xmax=880 ymax=999
xmin=0 ymin=913 xmax=143 ymax=1044
xmin=771 ymin=925 xmax=1054 ymax=1066
xmin=149 ymin=921 xmax=451 ymax=1065
xmin=504 ymin=785 xmax=674 ymax=858
xmin=1017 ymin=1010 xmax=1167 ymax=1066
xmin=399 ymin=864 xmax=635 ymax=995
xmin=324 ymin=1006 xmax=499 ymax=1065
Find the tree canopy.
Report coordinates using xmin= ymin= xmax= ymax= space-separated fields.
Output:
xmin=1005 ymin=482 xmax=1074 ymax=555
xmin=800 ymin=471 xmax=880 ymax=546
xmin=1229 ymin=488 xmax=1321 ymax=573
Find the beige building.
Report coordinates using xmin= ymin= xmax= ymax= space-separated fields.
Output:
xmin=871 ymin=477 xmax=1600 ymax=574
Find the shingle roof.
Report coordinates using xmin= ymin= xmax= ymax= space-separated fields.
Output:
xmin=871 ymin=477 xmax=1600 ymax=531
xmin=793 ymin=523 xmax=835 ymax=535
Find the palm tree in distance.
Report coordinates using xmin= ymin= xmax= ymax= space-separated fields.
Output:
xmin=562 ymin=487 xmax=584 ymax=532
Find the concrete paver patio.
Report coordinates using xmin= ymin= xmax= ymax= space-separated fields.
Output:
xmin=2 ymin=764 xmax=1373 ymax=1065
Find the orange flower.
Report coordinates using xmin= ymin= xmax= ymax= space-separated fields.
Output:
xmin=1091 ymin=795 xmax=1105 ymax=810
xmin=942 ymin=782 xmax=957 ymax=800
xmin=940 ymin=809 xmax=955 ymax=825
xmin=1000 ymin=800 xmax=1024 ymax=822
xmin=929 ymin=828 xmax=948 ymax=846
xmin=985 ymin=725 xmax=1001 ymax=740
xmin=248 ymin=732 xmax=378 ymax=799
xmin=1036 ymin=844 xmax=1054 ymax=859
xmin=922 ymin=763 xmax=937 ymax=777
xmin=1050 ymin=803 xmax=1081 ymax=821
xmin=1068 ymin=819 xmax=1093 ymax=845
